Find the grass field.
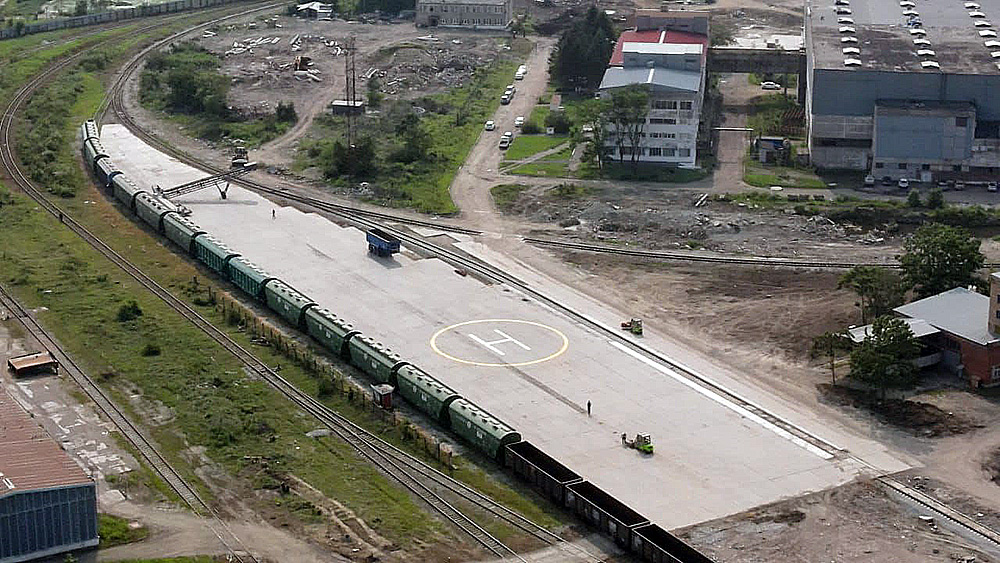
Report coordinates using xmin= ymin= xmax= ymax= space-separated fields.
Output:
xmin=744 ymin=159 xmax=827 ymax=189
xmin=98 ymin=514 xmax=150 ymax=548
xmin=503 ymin=135 xmax=566 ymax=161
xmin=2 ymin=24 xmax=562 ymax=549
xmin=490 ymin=183 xmax=528 ymax=212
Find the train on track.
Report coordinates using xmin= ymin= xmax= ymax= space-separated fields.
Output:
xmin=0 ymin=0 xmax=259 ymax=40
xmin=81 ymin=120 xmax=711 ymax=563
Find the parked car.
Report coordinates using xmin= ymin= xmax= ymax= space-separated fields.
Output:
xmin=500 ymin=94 xmax=511 ymax=105
xmin=514 ymin=116 xmax=525 ymax=128
xmin=989 ymin=181 xmax=998 ymax=192
xmin=761 ymin=81 xmax=782 ymax=90
xmin=898 ymin=178 xmax=910 ymax=189
xmin=502 ymin=131 xmax=513 ymax=141
xmin=954 ymin=181 xmax=965 ymax=191
xmin=881 ymin=176 xmax=892 ymax=186
xmin=864 ymin=175 xmax=875 ymax=186
xmin=484 ymin=120 xmax=495 ymax=131
xmin=499 ymin=137 xmax=511 ymax=149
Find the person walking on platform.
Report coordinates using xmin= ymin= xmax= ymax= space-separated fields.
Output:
xmin=272 ymin=209 xmax=276 ymax=219
xmin=587 ymin=400 xmax=592 ymax=417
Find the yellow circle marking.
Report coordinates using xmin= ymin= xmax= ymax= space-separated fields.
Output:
xmin=430 ymin=319 xmax=569 ymax=367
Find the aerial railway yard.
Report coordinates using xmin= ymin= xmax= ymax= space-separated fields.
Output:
xmin=6 ymin=1 xmax=1000 ymax=562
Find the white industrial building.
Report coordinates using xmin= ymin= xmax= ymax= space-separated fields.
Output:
xmin=414 ymin=0 xmax=511 ymax=29
xmin=598 ymin=20 xmax=709 ymax=167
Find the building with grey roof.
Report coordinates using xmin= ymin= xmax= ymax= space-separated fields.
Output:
xmin=599 ymin=21 xmax=708 ymax=167
xmin=0 ymin=387 xmax=98 ymax=563
xmin=806 ymin=0 xmax=1000 ymax=179
xmin=414 ymin=0 xmax=511 ymax=30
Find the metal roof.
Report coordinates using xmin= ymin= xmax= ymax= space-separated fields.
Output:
xmin=599 ymin=66 xmax=701 ymax=92
xmin=847 ymin=317 xmax=940 ymax=343
xmin=622 ymin=42 xmax=703 ymax=56
xmin=894 ymin=287 xmax=998 ymax=345
xmin=0 ymin=387 xmax=92 ymax=496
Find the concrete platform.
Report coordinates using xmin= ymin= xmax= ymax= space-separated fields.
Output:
xmin=101 ymin=125 xmax=911 ymax=530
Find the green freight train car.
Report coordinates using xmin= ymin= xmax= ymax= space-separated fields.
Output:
xmin=347 ymin=335 xmax=405 ymax=385
xmin=447 ymin=398 xmax=521 ymax=462
xmin=304 ymin=307 xmax=359 ymax=358
xmin=228 ymin=257 xmax=275 ymax=301
xmin=263 ymin=280 xmax=316 ymax=329
xmin=395 ymin=365 xmax=460 ymax=424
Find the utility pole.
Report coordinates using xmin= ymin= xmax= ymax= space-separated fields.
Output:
xmin=344 ymin=34 xmax=357 ymax=147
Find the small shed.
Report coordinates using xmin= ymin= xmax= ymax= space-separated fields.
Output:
xmin=7 ymin=351 xmax=59 ymax=377
xmin=330 ymin=100 xmax=365 ymax=115
xmin=757 ymin=136 xmax=790 ymax=163
xmin=372 ymin=384 xmax=394 ymax=409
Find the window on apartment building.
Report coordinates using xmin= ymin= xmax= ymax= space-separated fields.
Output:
xmin=667 ymin=101 xmax=678 ymax=110
xmin=649 ymin=148 xmax=662 ymax=156
xmin=993 ymin=365 xmax=1000 ymax=380
xmin=663 ymin=148 xmax=676 ymax=156
xmin=653 ymin=100 xmax=668 ymax=110
xmin=666 ymin=118 xmax=677 ymax=124
xmin=953 ymin=165 xmax=962 ymax=172
xmin=679 ymin=148 xmax=691 ymax=157
xmin=996 ymin=294 xmax=1000 ymax=303
xmin=680 ymin=101 xmax=693 ymax=110
xmin=922 ymin=164 xmax=930 ymax=171
xmin=898 ymin=163 xmax=907 ymax=170
xmin=666 ymin=133 xmax=676 ymax=139
xmin=996 ymin=310 xmax=1000 ymax=319
xmin=874 ymin=162 xmax=884 ymax=169
xmin=956 ymin=117 xmax=968 ymax=127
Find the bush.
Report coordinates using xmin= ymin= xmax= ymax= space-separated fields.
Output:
xmin=926 ymin=188 xmax=944 ymax=210
xmin=275 ymin=101 xmax=297 ymax=123
xmin=141 ymin=343 xmax=161 ymax=357
xmin=544 ymin=110 xmax=571 ymax=135
xmin=521 ymin=121 xmax=542 ymax=135
xmin=906 ymin=189 xmax=922 ymax=208
xmin=116 ymin=300 xmax=143 ymax=322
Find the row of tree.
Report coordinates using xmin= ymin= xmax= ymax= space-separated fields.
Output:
xmin=817 ymin=223 xmax=985 ymax=397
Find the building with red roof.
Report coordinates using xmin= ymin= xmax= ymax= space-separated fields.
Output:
xmin=598 ymin=11 xmax=711 ymax=167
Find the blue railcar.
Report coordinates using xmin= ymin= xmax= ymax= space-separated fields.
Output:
xmin=395 ymin=365 xmax=460 ymax=424
xmin=447 ymin=398 xmax=521 ymax=462
xmin=366 ymin=228 xmax=401 ymax=257
xmin=110 ymin=175 xmax=147 ymax=211
xmin=192 ymin=234 xmax=240 ymax=277
xmin=263 ymin=280 xmax=316 ymax=329
xmin=162 ymin=213 xmax=206 ymax=255
xmin=228 ymin=257 xmax=275 ymax=301
xmin=303 ymin=307 xmax=359 ymax=358
xmin=134 ymin=193 xmax=175 ymax=232
xmin=347 ymin=335 xmax=405 ymax=384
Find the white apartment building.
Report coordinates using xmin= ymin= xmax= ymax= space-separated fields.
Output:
xmin=599 ymin=41 xmax=705 ymax=167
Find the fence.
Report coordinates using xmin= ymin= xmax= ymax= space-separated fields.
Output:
xmin=215 ymin=291 xmax=456 ymax=468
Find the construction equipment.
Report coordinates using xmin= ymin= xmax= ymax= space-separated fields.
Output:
xmin=622 ymin=432 xmax=653 ymax=455
xmin=621 ymin=318 xmax=643 ymax=335
xmin=231 ymin=146 xmax=249 ymax=168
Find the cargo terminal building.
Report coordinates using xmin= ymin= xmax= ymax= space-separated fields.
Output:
xmin=805 ymin=0 xmax=1000 ymax=180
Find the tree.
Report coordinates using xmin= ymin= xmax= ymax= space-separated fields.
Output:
xmin=906 ymin=189 xmax=921 ymax=208
xmin=275 ymin=101 xmax=297 ymax=123
xmin=367 ymin=76 xmax=383 ymax=110
xmin=838 ymin=266 xmax=906 ymax=324
xmin=392 ymin=113 xmax=431 ymax=164
xmin=321 ymin=136 xmax=377 ymax=178
xmin=544 ymin=110 xmax=571 ymax=135
xmin=606 ymin=84 xmax=650 ymax=171
xmin=849 ymin=315 xmax=920 ymax=399
xmin=74 ymin=0 xmax=87 ymax=16
xmin=579 ymin=98 xmax=611 ymax=169
xmin=812 ymin=330 xmax=850 ymax=385
xmin=925 ymin=188 xmax=944 ymax=209
xmin=549 ymin=6 xmax=617 ymax=90
xmin=900 ymin=223 xmax=984 ymax=298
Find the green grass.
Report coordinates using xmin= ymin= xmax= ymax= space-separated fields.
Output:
xmin=747 ymin=93 xmax=803 ymax=138
xmin=509 ymin=161 xmax=571 ymax=177
xmin=111 ymin=558 xmax=223 ymax=563
xmin=98 ymin=514 xmax=150 ymax=548
xmin=503 ymin=135 xmax=567 ymax=161
xmin=3 ymin=25 xmax=563 ymax=548
xmin=490 ymin=183 xmax=528 ymax=212
xmin=744 ymin=160 xmax=827 ymax=189
xmin=527 ymin=105 xmax=550 ymax=128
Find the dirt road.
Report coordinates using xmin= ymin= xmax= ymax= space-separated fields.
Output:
xmin=448 ymin=36 xmax=555 ymax=231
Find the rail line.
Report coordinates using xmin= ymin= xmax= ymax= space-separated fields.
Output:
xmin=0 ymin=284 xmax=256 ymax=561
xmin=0 ymin=13 xmax=585 ymax=562
xmin=108 ymin=49 xmax=1000 ymax=559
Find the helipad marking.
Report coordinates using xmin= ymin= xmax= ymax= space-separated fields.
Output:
xmin=467 ymin=329 xmax=531 ymax=356
xmin=431 ymin=319 xmax=568 ymax=367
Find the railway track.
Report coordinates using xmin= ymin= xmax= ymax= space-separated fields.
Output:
xmin=108 ymin=59 xmax=1000 ymax=558
xmin=0 ymin=13 xmax=588 ymax=562
xmin=0 ymin=284 xmax=257 ymax=562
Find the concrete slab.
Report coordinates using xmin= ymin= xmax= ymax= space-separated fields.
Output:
xmin=101 ymin=124 xmax=911 ymax=530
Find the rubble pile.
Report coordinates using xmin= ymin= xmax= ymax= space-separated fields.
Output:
xmin=370 ymin=36 xmax=501 ymax=96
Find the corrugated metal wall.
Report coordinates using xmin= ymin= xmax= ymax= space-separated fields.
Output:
xmin=0 ymin=484 xmax=98 ymax=563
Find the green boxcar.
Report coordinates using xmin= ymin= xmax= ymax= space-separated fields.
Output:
xmin=193 ymin=234 xmax=240 ymax=277
xmin=263 ymin=280 xmax=316 ymax=329
xmin=395 ymin=365 xmax=460 ymax=424
xmin=347 ymin=335 xmax=404 ymax=385
xmin=162 ymin=213 xmax=205 ymax=255
xmin=228 ymin=257 xmax=275 ymax=301
xmin=304 ymin=307 xmax=359 ymax=358
xmin=447 ymin=398 xmax=521 ymax=462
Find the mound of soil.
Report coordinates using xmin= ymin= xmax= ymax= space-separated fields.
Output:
xmin=986 ymin=448 xmax=1000 ymax=485
xmin=818 ymin=384 xmax=983 ymax=437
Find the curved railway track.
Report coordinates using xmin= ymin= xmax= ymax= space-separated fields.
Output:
xmin=104 ymin=33 xmax=1000 ymax=557
xmin=0 ymin=12 xmax=593 ymax=563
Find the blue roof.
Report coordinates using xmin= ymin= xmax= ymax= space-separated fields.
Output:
xmin=599 ymin=66 xmax=701 ymax=93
